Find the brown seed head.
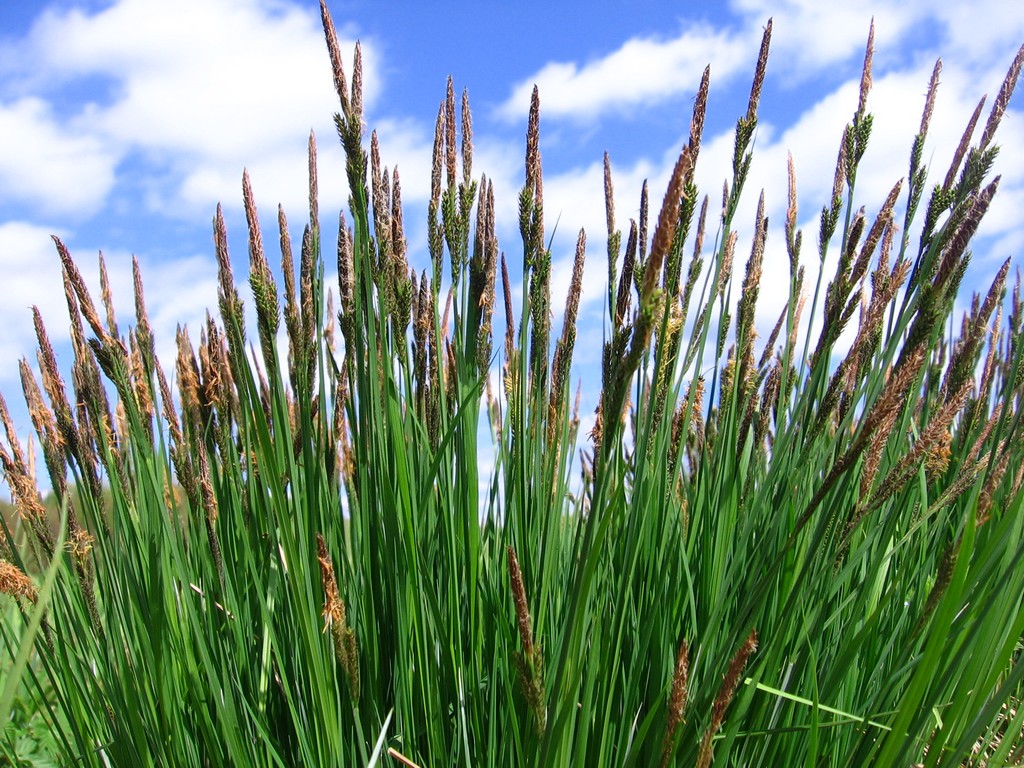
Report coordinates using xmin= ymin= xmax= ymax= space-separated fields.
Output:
xmin=308 ymin=130 xmax=319 ymax=227
xmin=920 ymin=59 xmax=942 ymax=139
xmin=645 ymin=147 xmax=693 ymax=303
xmin=506 ymin=546 xmax=534 ymax=657
xmin=661 ymin=638 xmax=690 ymax=767
xmin=351 ymin=41 xmax=363 ymax=125
xmin=319 ymin=0 xmax=349 ymax=116
xmin=445 ymin=77 xmax=457 ymax=189
xmin=747 ymin=19 xmax=772 ymax=122
xmin=857 ymin=20 xmax=875 ymax=118
xmin=697 ymin=630 xmax=758 ymax=768
xmin=461 ymin=87 xmax=473 ymax=184
xmin=689 ymin=65 xmax=711 ymax=161
xmin=943 ymin=96 xmax=986 ymax=192
xmin=603 ymin=152 xmax=615 ymax=239
xmin=98 ymin=251 xmax=118 ymax=339
xmin=980 ymin=43 xmax=1024 ymax=151
xmin=0 ymin=560 xmax=37 ymax=603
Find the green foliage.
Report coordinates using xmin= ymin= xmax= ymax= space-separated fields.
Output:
xmin=2 ymin=8 xmax=1024 ymax=766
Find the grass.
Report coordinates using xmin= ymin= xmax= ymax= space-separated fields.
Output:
xmin=2 ymin=4 xmax=1024 ymax=765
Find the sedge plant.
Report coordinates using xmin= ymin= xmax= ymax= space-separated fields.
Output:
xmin=2 ymin=5 xmax=1024 ymax=765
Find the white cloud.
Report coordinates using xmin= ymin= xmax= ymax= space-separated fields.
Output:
xmin=2 ymin=0 xmax=377 ymax=218
xmin=0 ymin=98 xmax=118 ymax=217
xmin=494 ymin=22 xmax=754 ymax=122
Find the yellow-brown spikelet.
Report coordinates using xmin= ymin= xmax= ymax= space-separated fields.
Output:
xmin=638 ymin=179 xmax=649 ymax=264
xmin=33 ymin=308 xmax=77 ymax=458
xmin=796 ymin=346 xmax=926 ymax=535
xmin=67 ymin=518 xmax=102 ymax=635
xmin=920 ymin=59 xmax=941 ymax=140
xmin=979 ymin=43 xmax=1024 ymax=151
xmin=913 ymin=541 xmax=958 ymax=638
xmin=337 ymin=211 xmax=355 ymax=337
xmin=975 ymin=310 xmax=1001 ymax=411
xmin=785 ymin=152 xmax=799 ymax=264
xmin=645 ymin=147 xmax=692 ymax=306
xmin=308 ymin=130 xmax=319 ymax=227
xmin=941 ymin=259 xmax=1009 ymax=401
xmin=925 ymin=427 xmax=953 ymax=480
xmin=718 ymin=231 xmax=737 ymax=300
xmin=603 ymin=152 xmax=615 ymax=243
xmin=856 ymin=20 xmax=874 ymax=119
xmin=0 ymin=560 xmax=37 ymax=603
xmin=689 ymin=66 xmax=710 ymax=162
xmin=830 ymin=133 xmax=847 ymax=206
xmin=128 ymin=330 xmax=154 ymax=431
xmin=53 ymin=237 xmax=110 ymax=346
xmin=696 ymin=630 xmax=758 ymax=768
xmin=114 ymin=399 xmax=129 ymax=449
xmin=98 ymin=251 xmax=119 ymax=339
xmin=942 ymin=96 xmax=986 ymax=193
xmin=978 ymin=443 xmax=1012 ymax=523
xmin=661 ymin=638 xmax=690 ymax=767
xmin=370 ymin=131 xmax=391 ymax=263
xmin=444 ymin=339 xmax=457 ymax=412
xmin=320 ymin=0 xmax=349 ymax=116
xmin=278 ymin=205 xmax=300 ymax=362
xmin=852 ymin=179 xmax=902 ymax=287
xmin=612 ymin=146 xmax=692 ymax=421
xmin=756 ymin=360 xmax=781 ymax=450
xmin=933 ymin=177 xmax=999 ymax=294
xmin=444 ymin=77 xmax=457 ymax=190
xmin=156 ymin=358 xmax=198 ymax=512
xmin=615 ymin=219 xmax=637 ymax=329
xmin=391 ymin=168 xmax=412 ymax=339
xmin=0 ymin=389 xmax=53 ymax=553
xmin=392 ymin=167 xmax=408 ymax=274
xmin=350 ymin=41 xmax=363 ymax=126
xmin=736 ymin=190 xmax=766 ymax=387
xmin=461 ymin=87 xmax=473 ymax=185
xmin=299 ymin=223 xmax=316 ymax=387
xmin=18 ymin=360 xmax=65 ymax=496
xmin=501 ymin=253 xmax=515 ymax=364
xmin=589 ymin=397 xmax=604 ymax=453
xmin=547 ymin=229 xmax=587 ymax=450
xmin=525 ymin=86 xmax=541 ymax=198
xmin=244 ymin=169 xmax=280 ymax=375
xmin=199 ymin=319 xmax=223 ymax=415
xmin=196 ymin=436 xmax=224 ymax=588
xmin=507 ymin=547 xmax=534 ymax=658
xmin=316 ymin=533 xmax=360 ymax=701
xmin=324 ymin=289 xmax=336 ymax=358
xmin=693 ymin=194 xmax=709 ymax=263
xmin=967 ymin=402 xmax=1003 ymax=465
xmin=507 ymin=546 xmax=546 ymax=736
xmin=852 ymin=378 xmax=973 ymax=536
xmin=930 ymin=456 xmax=988 ymax=517
xmin=746 ymin=19 xmax=772 ymax=121
xmin=175 ymin=327 xmax=203 ymax=432
xmin=474 ymin=180 xmax=498 ymax=378
xmin=132 ymin=256 xmax=154 ymax=365
xmin=858 ymin=403 xmax=899 ymax=501
xmin=213 ymin=204 xmax=245 ymax=339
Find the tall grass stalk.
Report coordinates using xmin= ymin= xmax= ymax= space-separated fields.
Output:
xmin=2 ymin=5 xmax=1024 ymax=765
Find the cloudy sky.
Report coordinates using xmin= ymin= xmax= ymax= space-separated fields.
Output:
xmin=0 ymin=0 xmax=1022 ymax=452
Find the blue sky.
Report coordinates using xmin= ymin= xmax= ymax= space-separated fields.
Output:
xmin=0 ymin=0 xmax=1022 ymax=457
